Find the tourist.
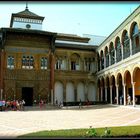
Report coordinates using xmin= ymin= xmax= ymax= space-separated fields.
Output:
xmin=127 ymin=95 xmax=131 ymax=105
xmin=22 ymin=99 xmax=25 ymax=110
xmin=79 ymin=99 xmax=82 ymax=109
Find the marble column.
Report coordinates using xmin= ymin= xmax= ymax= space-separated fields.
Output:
xmin=121 ymin=43 xmax=124 ymax=60
xmin=132 ymin=82 xmax=136 ymax=107
xmin=130 ymin=38 xmax=132 ymax=55
xmin=105 ymin=86 xmax=108 ymax=102
xmin=116 ymin=84 xmax=119 ymax=105
xmin=123 ymin=83 xmax=126 ymax=106
xmin=110 ymin=85 xmax=112 ymax=104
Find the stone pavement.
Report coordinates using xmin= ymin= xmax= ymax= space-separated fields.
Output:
xmin=0 ymin=104 xmax=140 ymax=138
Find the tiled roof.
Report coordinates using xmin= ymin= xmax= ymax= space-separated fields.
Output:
xmin=12 ymin=8 xmax=44 ymax=20
xmin=16 ymin=8 xmax=39 ymax=17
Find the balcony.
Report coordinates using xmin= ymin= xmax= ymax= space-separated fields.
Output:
xmin=97 ymin=50 xmax=140 ymax=77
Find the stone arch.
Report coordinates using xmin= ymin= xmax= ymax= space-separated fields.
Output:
xmin=105 ymin=76 xmax=110 ymax=103
xmin=110 ymin=75 xmax=116 ymax=104
xmin=129 ymin=21 xmax=139 ymax=38
xmin=124 ymin=70 xmax=132 ymax=84
xmin=124 ymin=70 xmax=132 ymax=104
xmin=116 ymin=73 xmax=123 ymax=105
xmin=132 ymin=67 xmax=140 ymax=104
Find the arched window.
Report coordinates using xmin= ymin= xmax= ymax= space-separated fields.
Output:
xmin=97 ymin=53 xmax=100 ymax=71
xmin=105 ymin=47 xmax=109 ymax=67
xmin=131 ymin=23 xmax=140 ymax=54
xmin=110 ymin=42 xmax=115 ymax=65
xmin=7 ymin=56 xmax=14 ymax=69
xmin=85 ymin=58 xmax=92 ymax=72
xmin=122 ymin=31 xmax=130 ymax=59
xmin=70 ymin=53 xmax=80 ymax=71
xmin=116 ymin=37 xmax=122 ymax=62
xmin=55 ymin=58 xmax=62 ymax=70
xmin=41 ymin=57 xmax=47 ymax=69
xmin=100 ymin=51 xmax=104 ymax=70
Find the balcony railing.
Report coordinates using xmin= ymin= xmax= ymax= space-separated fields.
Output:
xmin=116 ymin=56 xmax=122 ymax=63
xmin=132 ymin=47 xmax=140 ymax=55
xmin=123 ymin=51 xmax=130 ymax=59
xmin=111 ymin=59 xmax=115 ymax=65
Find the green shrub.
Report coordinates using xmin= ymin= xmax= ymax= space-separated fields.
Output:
xmin=86 ymin=126 xmax=97 ymax=137
xmin=101 ymin=127 xmax=111 ymax=137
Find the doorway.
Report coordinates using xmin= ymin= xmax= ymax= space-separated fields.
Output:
xmin=22 ymin=87 xmax=33 ymax=106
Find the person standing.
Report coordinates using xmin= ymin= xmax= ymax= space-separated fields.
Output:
xmin=79 ymin=99 xmax=82 ymax=109
xmin=120 ymin=96 xmax=122 ymax=105
xmin=127 ymin=95 xmax=131 ymax=105
xmin=22 ymin=99 xmax=25 ymax=110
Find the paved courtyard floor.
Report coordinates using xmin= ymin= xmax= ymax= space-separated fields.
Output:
xmin=0 ymin=104 xmax=140 ymax=138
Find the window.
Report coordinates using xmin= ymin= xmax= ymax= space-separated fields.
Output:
xmin=116 ymin=37 xmax=122 ymax=62
xmin=97 ymin=53 xmax=100 ymax=71
xmin=7 ymin=56 xmax=14 ymax=69
xmin=105 ymin=48 xmax=109 ymax=67
xmin=100 ymin=51 xmax=104 ymax=70
xmin=70 ymin=53 xmax=80 ymax=71
xmin=110 ymin=43 xmax=115 ymax=65
xmin=85 ymin=58 xmax=92 ymax=72
xmin=131 ymin=23 xmax=140 ymax=54
xmin=55 ymin=59 xmax=62 ymax=70
xmin=41 ymin=57 xmax=47 ymax=69
xmin=123 ymin=31 xmax=130 ymax=59
xmin=22 ymin=56 xmax=34 ymax=69
xmin=71 ymin=61 xmax=76 ymax=70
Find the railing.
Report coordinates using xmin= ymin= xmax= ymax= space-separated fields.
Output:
xmin=111 ymin=59 xmax=115 ymax=65
xmin=123 ymin=51 xmax=130 ymax=59
xmin=132 ymin=47 xmax=140 ymax=55
xmin=116 ymin=55 xmax=122 ymax=62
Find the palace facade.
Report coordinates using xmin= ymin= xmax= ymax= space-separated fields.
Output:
xmin=0 ymin=5 xmax=140 ymax=106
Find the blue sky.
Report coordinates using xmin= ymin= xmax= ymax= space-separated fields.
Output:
xmin=0 ymin=2 xmax=139 ymax=37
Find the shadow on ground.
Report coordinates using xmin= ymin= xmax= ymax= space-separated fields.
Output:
xmin=24 ymin=104 xmax=119 ymax=112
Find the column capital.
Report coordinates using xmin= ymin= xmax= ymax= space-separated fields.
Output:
xmin=131 ymin=82 xmax=136 ymax=86
xmin=110 ymin=85 xmax=113 ymax=88
xmin=123 ymin=83 xmax=126 ymax=86
xmin=115 ymin=84 xmax=119 ymax=88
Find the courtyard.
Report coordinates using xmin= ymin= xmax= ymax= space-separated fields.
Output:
xmin=0 ymin=104 xmax=140 ymax=138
